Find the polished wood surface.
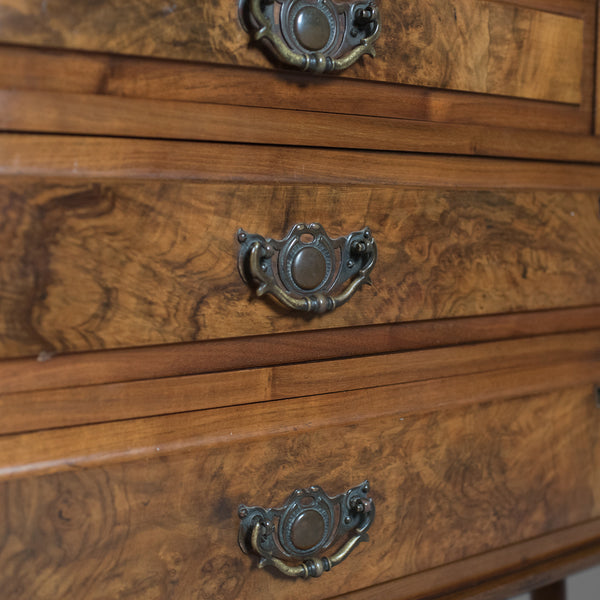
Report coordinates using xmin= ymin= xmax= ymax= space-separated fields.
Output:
xmin=0 ymin=0 xmax=599 ymax=597
xmin=3 ymin=307 xmax=600 ymax=396
xmin=2 ymin=353 xmax=597 ymax=478
xmin=0 ymin=0 xmax=585 ymax=103
xmin=335 ymin=532 xmax=600 ymax=600
xmin=2 ymin=331 xmax=598 ymax=434
xmin=5 ymin=136 xmax=600 ymax=189
xmin=0 ymin=379 xmax=598 ymax=598
xmin=5 ymin=90 xmax=600 ymax=162
xmin=373 ymin=0 xmax=584 ymax=103
xmin=1 ymin=179 xmax=599 ymax=358
xmin=1 ymin=46 xmax=589 ymax=135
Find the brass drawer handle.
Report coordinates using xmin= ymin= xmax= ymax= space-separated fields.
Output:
xmin=240 ymin=0 xmax=380 ymax=73
xmin=238 ymin=481 xmax=374 ymax=578
xmin=237 ymin=223 xmax=377 ymax=314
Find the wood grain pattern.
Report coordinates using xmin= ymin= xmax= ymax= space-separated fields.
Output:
xmin=0 ymin=45 xmax=589 ymax=135
xmin=0 ymin=361 xmax=598 ymax=479
xmin=1 ymin=178 xmax=600 ymax=358
xmin=0 ymin=384 xmax=598 ymax=598
xmin=0 ymin=2 xmax=596 ymax=597
xmin=0 ymin=0 xmax=585 ymax=103
xmin=332 ymin=533 xmax=600 ymax=600
xmin=6 ymin=136 xmax=600 ymax=190
xmin=374 ymin=0 xmax=584 ymax=104
xmin=4 ymin=89 xmax=600 ymax=163
xmin=1 ymin=331 xmax=599 ymax=434
xmin=3 ymin=307 xmax=600 ymax=396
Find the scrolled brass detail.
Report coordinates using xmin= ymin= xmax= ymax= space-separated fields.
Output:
xmin=240 ymin=0 xmax=380 ymax=73
xmin=237 ymin=223 xmax=377 ymax=314
xmin=238 ymin=481 xmax=374 ymax=578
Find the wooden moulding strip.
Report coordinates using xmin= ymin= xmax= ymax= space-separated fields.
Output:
xmin=2 ymin=307 xmax=600 ymax=396
xmin=4 ymin=135 xmax=600 ymax=189
xmin=0 ymin=331 xmax=599 ymax=435
xmin=0 ymin=44 xmax=590 ymax=136
xmin=0 ymin=365 xmax=598 ymax=480
xmin=2 ymin=90 xmax=600 ymax=163
xmin=328 ymin=520 xmax=600 ymax=600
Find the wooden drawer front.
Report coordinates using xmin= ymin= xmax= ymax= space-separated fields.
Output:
xmin=1 ymin=369 xmax=599 ymax=599
xmin=2 ymin=178 xmax=600 ymax=358
xmin=0 ymin=0 xmax=585 ymax=105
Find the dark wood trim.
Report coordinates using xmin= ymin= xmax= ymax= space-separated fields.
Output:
xmin=531 ymin=580 xmax=566 ymax=600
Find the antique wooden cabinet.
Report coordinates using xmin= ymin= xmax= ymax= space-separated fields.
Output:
xmin=1 ymin=0 xmax=600 ymax=598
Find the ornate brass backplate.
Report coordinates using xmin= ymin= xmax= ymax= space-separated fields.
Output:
xmin=239 ymin=0 xmax=380 ymax=73
xmin=237 ymin=223 xmax=377 ymax=314
xmin=238 ymin=481 xmax=374 ymax=578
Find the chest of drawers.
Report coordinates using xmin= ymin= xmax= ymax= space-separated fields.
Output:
xmin=1 ymin=1 xmax=600 ymax=598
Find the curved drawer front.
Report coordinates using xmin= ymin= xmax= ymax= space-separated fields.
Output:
xmin=0 ymin=0 xmax=585 ymax=104
xmin=0 ymin=360 xmax=599 ymax=599
xmin=1 ymin=178 xmax=600 ymax=358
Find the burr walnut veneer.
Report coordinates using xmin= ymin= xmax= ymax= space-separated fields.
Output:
xmin=1 ymin=0 xmax=600 ymax=599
